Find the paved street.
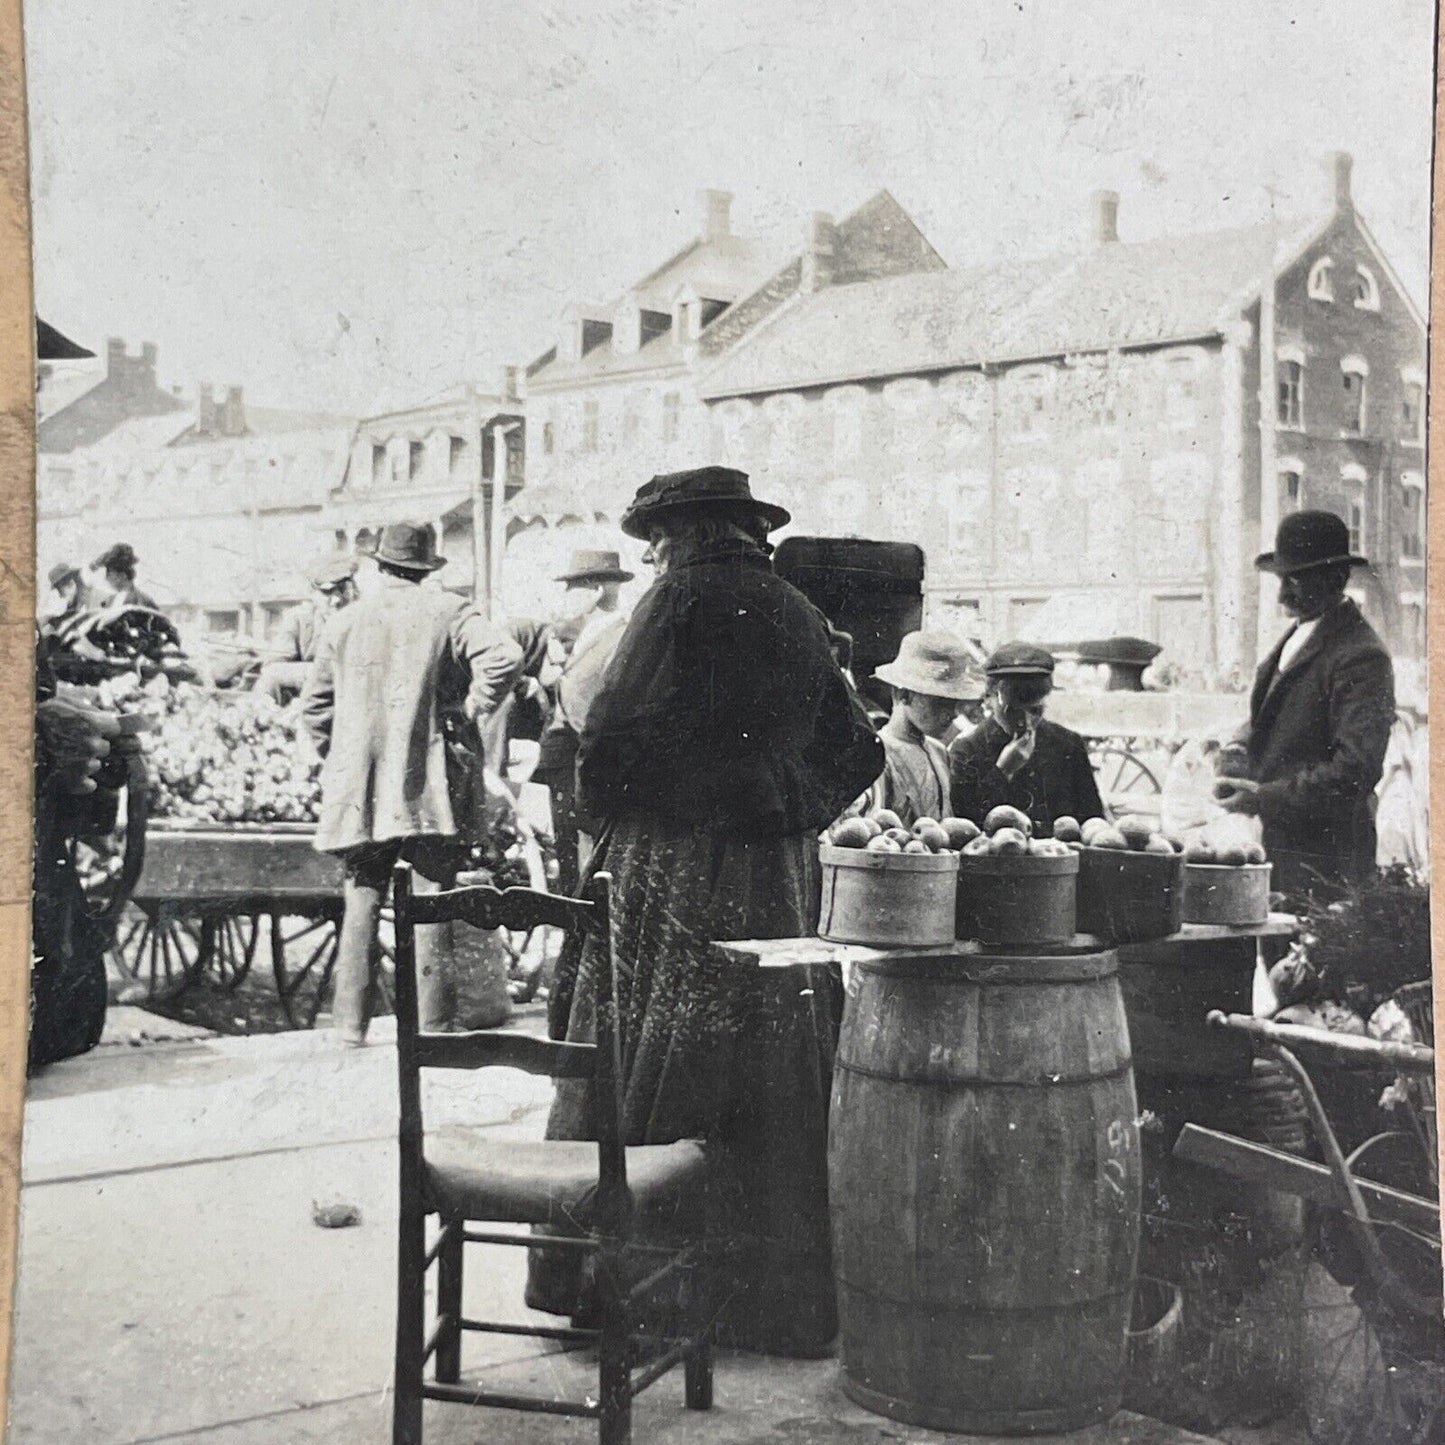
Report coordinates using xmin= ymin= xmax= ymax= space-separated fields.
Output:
xmin=9 ymin=1015 xmax=1224 ymax=1445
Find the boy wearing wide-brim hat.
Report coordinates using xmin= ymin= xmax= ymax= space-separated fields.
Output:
xmin=862 ymin=631 xmax=979 ymax=827
xmin=948 ymin=642 xmax=1104 ymax=834
xmin=1214 ymin=509 xmax=1393 ymax=902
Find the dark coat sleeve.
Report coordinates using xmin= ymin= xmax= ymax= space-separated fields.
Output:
xmin=1066 ymin=730 xmax=1106 ymax=822
xmin=949 ymin=728 xmax=1010 ymax=825
xmin=1254 ymin=645 xmax=1395 ymax=830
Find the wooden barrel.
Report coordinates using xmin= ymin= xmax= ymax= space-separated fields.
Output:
xmin=829 ymin=945 xmax=1141 ymax=1435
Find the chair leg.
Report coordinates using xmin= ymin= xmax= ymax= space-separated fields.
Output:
xmin=597 ymin=1249 xmax=631 ymax=1445
xmin=434 ymin=1219 xmax=463 ymax=1385
xmin=683 ymin=1338 xmax=713 ymax=1411
xmin=393 ymin=1201 xmax=428 ymax=1445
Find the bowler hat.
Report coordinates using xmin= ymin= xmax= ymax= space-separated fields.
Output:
xmin=1256 ymin=510 xmax=1368 ymax=575
xmin=874 ymin=631 xmax=982 ymax=701
xmin=555 ymin=549 xmax=634 ymax=584
xmin=308 ymin=553 xmax=359 ymax=590
xmin=48 ymin=562 xmax=80 ymax=591
xmin=93 ymin=542 xmax=138 ymax=574
xmin=985 ymin=642 xmax=1056 ymax=679
xmin=619 ymin=466 xmax=790 ymax=541
xmin=373 ymin=522 xmax=446 ymax=573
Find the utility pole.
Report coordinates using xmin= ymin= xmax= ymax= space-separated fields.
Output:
xmin=488 ymin=420 xmax=521 ymax=621
xmin=1255 ymin=187 xmax=1282 ymax=666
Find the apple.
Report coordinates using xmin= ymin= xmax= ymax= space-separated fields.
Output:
xmin=871 ymin=808 xmax=904 ymax=832
xmin=962 ymin=834 xmax=993 ymax=856
xmin=1116 ymin=817 xmax=1155 ymax=851
xmin=1143 ymin=835 xmax=1175 ymax=856
xmin=941 ymin=817 xmax=981 ymax=847
xmin=1217 ymin=846 xmax=1248 ymax=867
xmin=830 ymin=817 xmax=873 ymax=849
xmin=991 ymin=827 xmax=1029 ymax=855
xmin=1080 ymin=817 xmax=1110 ymax=843
xmin=903 ymin=839 xmax=931 ymax=854
xmin=915 ymin=823 xmax=950 ymax=853
xmin=1184 ymin=842 xmax=1216 ymax=864
xmin=984 ymin=805 xmax=1032 ymax=838
xmin=1090 ymin=827 xmax=1129 ymax=850
xmin=1053 ymin=816 xmax=1083 ymax=842
xmin=1244 ymin=843 xmax=1267 ymax=865
xmin=911 ymin=817 xmax=940 ymax=835
xmin=866 ymin=835 xmax=902 ymax=853
xmin=884 ymin=827 xmax=912 ymax=845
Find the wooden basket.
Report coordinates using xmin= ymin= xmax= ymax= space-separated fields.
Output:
xmin=956 ymin=851 xmax=1079 ymax=946
xmin=818 ymin=842 xmax=959 ymax=946
xmin=1181 ymin=863 xmax=1272 ymax=925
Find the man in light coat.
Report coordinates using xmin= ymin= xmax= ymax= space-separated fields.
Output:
xmin=531 ymin=549 xmax=633 ymax=893
xmin=301 ymin=523 xmax=524 ymax=1043
xmin=1215 ymin=510 xmax=1395 ymax=904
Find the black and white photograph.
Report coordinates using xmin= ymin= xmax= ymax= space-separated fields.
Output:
xmin=16 ymin=2 xmax=1440 ymax=1441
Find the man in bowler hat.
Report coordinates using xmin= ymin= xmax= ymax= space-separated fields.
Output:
xmin=1215 ymin=510 xmax=1394 ymax=902
xmin=949 ymin=642 xmax=1104 ymax=834
xmin=532 ymin=548 xmax=634 ymax=894
xmin=301 ymin=522 xmax=524 ymax=1043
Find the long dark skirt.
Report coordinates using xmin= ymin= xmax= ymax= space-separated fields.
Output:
xmin=525 ymin=809 xmax=842 ymax=1358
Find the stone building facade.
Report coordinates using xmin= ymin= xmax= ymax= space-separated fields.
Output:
xmin=695 ymin=155 xmax=1425 ymax=687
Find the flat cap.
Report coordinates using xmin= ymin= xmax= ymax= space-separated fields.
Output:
xmin=308 ymin=553 xmax=359 ymax=590
xmin=984 ymin=642 xmax=1056 ymax=678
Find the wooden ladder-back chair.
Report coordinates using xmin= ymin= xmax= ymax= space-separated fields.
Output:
xmin=390 ymin=864 xmax=713 ymax=1445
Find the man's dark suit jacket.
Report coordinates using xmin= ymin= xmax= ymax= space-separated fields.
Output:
xmin=949 ymin=717 xmax=1104 ymax=836
xmin=1246 ymin=598 xmax=1394 ymax=902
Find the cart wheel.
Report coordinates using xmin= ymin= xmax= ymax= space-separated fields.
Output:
xmin=204 ymin=914 xmax=260 ymax=991
xmin=1092 ymin=744 xmax=1162 ymax=817
xmin=271 ymin=913 xmax=341 ymax=1029
xmin=111 ymin=903 xmax=207 ymax=1001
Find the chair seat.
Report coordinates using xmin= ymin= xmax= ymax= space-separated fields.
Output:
xmin=423 ymin=1135 xmax=709 ymax=1228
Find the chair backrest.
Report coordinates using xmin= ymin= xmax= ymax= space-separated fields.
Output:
xmin=391 ymin=865 xmax=628 ymax=1212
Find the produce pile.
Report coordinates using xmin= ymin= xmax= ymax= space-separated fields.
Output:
xmin=120 ymin=679 xmax=322 ymax=825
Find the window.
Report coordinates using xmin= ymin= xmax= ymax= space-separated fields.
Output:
xmin=661 ymin=392 xmax=681 ymax=445
xmin=1276 ymin=359 xmax=1303 ymax=428
xmin=1163 ymin=355 xmax=1199 ymax=427
xmin=371 ymin=443 xmax=387 ymax=486
xmin=1353 ymin=265 xmax=1380 ymax=312
xmin=205 ymin=609 xmax=241 ymax=636
xmin=1307 ymin=257 xmax=1334 ymax=302
xmin=1401 ymin=473 xmax=1424 ymax=559
xmin=1348 ymin=502 xmax=1365 ymax=555
xmin=448 ymin=435 xmax=466 ymax=476
xmin=1401 ymin=372 xmax=1425 ymax=444
xmin=1012 ymin=368 xmax=1052 ymax=436
xmin=1341 ymin=357 xmax=1368 ymax=435
xmin=1278 ymin=463 xmax=1304 ymax=509
xmin=582 ymin=399 xmax=599 ymax=453
xmin=542 ymin=421 xmax=555 ymax=456
xmin=408 ymin=440 xmax=424 ymax=480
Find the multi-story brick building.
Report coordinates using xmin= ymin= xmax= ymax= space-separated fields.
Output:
xmin=695 ymin=153 xmax=1425 ymax=687
xmin=329 ymin=373 xmax=524 ymax=606
xmin=513 ymin=188 xmax=946 ymax=606
xmin=38 ymin=366 xmax=355 ymax=647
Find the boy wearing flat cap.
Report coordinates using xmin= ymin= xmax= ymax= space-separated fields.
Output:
xmin=949 ymin=642 xmax=1103 ymax=834
xmin=863 ymin=631 xmax=978 ymax=826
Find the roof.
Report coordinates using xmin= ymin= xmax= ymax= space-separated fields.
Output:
xmin=167 ymin=405 xmax=357 ymax=446
xmin=700 ymin=217 xmax=1322 ymax=399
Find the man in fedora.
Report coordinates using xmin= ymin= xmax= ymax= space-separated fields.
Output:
xmin=92 ymin=542 xmax=160 ymax=613
xmin=949 ymin=642 xmax=1104 ymax=834
xmin=256 ymin=553 xmax=358 ymax=703
xmin=532 ymin=548 xmax=634 ymax=894
xmin=301 ymin=522 xmax=524 ymax=1043
xmin=40 ymin=563 xmax=88 ymax=643
xmin=1214 ymin=510 xmax=1394 ymax=902
xmin=863 ymin=630 xmax=979 ymax=826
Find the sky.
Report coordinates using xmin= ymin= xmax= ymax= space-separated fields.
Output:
xmin=25 ymin=0 xmax=1438 ymax=414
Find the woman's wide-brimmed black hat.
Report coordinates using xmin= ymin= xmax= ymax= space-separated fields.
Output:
xmin=1255 ymin=510 xmax=1368 ymax=575
xmin=374 ymin=522 xmax=446 ymax=572
xmin=619 ymin=466 xmax=791 ymax=541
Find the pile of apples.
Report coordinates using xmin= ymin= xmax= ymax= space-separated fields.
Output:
xmin=827 ymin=808 xmax=979 ymax=855
xmin=1076 ymin=815 xmax=1180 ymax=856
xmin=140 ymin=682 xmax=322 ymax=826
xmin=957 ymin=805 xmax=1076 ymax=858
xmin=1182 ymin=838 xmax=1268 ymax=867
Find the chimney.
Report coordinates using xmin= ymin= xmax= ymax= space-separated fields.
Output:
xmin=701 ymin=188 xmax=732 ymax=242
xmin=1329 ymin=151 xmax=1353 ymax=212
xmin=498 ymin=364 xmax=518 ymax=400
xmin=140 ymin=342 xmax=158 ymax=374
xmin=198 ymin=383 xmax=218 ymax=435
xmin=222 ymin=385 xmax=245 ymax=436
xmin=800 ymin=211 xmax=837 ymax=294
xmin=106 ymin=337 xmax=126 ymax=376
xmin=1092 ymin=190 xmax=1120 ymax=245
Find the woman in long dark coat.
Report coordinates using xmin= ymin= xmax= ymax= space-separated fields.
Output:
xmin=526 ymin=466 xmax=882 ymax=1357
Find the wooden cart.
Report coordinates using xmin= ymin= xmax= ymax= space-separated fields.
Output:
xmin=110 ymin=822 xmax=353 ymax=1027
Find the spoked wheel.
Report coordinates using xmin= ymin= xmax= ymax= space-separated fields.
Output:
xmin=111 ymin=902 xmax=207 ymax=1001
xmin=1092 ymin=743 xmax=1163 ymax=818
xmin=203 ymin=914 xmax=261 ymax=991
xmin=270 ymin=912 xmax=341 ymax=1029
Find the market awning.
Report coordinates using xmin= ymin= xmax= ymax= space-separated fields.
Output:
xmin=507 ymin=480 xmax=610 ymax=525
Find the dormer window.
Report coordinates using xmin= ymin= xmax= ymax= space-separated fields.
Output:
xmin=1352 ymin=265 xmax=1380 ymax=312
xmin=1307 ymin=257 xmax=1334 ymax=302
xmin=581 ymin=319 xmax=612 ymax=355
xmin=640 ymin=309 xmax=671 ymax=345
